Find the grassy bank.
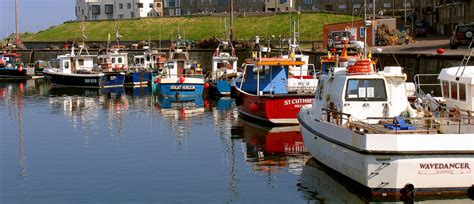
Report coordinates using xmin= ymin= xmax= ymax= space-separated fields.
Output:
xmin=21 ymin=12 xmax=358 ymax=42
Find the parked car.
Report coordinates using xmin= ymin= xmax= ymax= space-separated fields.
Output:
xmin=449 ymin=23 xmax=474 ymax=49
xmin=327 ymin=30 xmax=356 ymax=51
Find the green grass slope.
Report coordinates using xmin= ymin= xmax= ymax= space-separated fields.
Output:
xmin=21 ymin=12 xmax=357 ymax=42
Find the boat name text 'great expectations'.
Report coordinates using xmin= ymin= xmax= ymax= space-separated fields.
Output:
xmin=283 ymin=98 xmax=314 ymax=106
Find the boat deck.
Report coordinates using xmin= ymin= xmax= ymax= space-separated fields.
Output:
xmin=349 ymin=121 xmax=439 ymax=134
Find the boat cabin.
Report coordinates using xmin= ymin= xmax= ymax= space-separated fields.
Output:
xmin=211 ymin=52 xmax=238 ymax=80
xmin=314 ymin=65 xmax=409 ymax=124
xmin=98 ymin=49 xmax=128 ymax=71
xmin=51 ymin=54 xmax=96 ymax=74
xmin=163 ymin=48 xmax=202 ymax=78
xmin=0 ymin=53 xmax=22 ymax=68
xmin=438 ymin=66 xmax=474 ymax=112
xmin=238 ymin=59 xmax=306 ymax=95
xmin=133 ymin=51 xmax=167 ymax=70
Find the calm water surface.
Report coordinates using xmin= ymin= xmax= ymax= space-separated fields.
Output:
xmin=0 ymin=79 xmax=471 ymax=203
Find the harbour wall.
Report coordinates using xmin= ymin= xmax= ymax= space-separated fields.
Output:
xmin=14 ymin=49 xmax=473 ymax=82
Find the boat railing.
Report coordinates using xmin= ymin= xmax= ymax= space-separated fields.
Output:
xmin=321 ymin=108 xmax=352 ymax=127
xmin=351 ymin=116 xmax=474 ymax=134
xmin=413 ymin=73 xmax=441 ymax=98
xmin=164 ymin=73 xmax=204 ymax=78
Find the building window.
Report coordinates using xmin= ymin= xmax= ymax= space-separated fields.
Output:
xmin=189 ymin=0 xmax=193 ymax=6
xmin=107 ymin=14 xmax=114 ymax=19
xmin=118 ymin=58 xmax=123 ymax=64
xmin=156 ymin=3 xmax=162 ymax=8
xmin=339 ymin=4 xmax=346 ymax=9
xmin=279 ymin=0 xmax=287 ymax=4
xmin=131 ymin=12 xmax=134 ymax=17
xmin=383 ymin=3 xmax=391 ymax=8
xmin=105 ymin=4 xmax=113 ymax=14
xmin=119 ymin=3 xmax=123 ymax=9
xmin=150 ymin=3 xmax=153 ymax=8
xmin=138 ymin=3 xmax=143 ymax=8
xmin=118 ymin=14 xmax=124 ymax=19
xmin=92 ymin=15 xmax=98 ymax=20
xmin=201 ymin=0 xmax=205 ymax=5
xmin=169 ymin=9 xmax=174 ymax=15
xmin=304 ymin=0 xmax=313 ymax=4
xmin=91 ymin=5 xmax=100 ymax=14
xmin=64 ymin=61 xmax=69 ymax=69
xmin=127 ymin=3 xmax=132 ymax=9
xmin=81 ymin=9 xmax=84 ymax=15
xmin=78 ymin=59 xmax=84 ymax=66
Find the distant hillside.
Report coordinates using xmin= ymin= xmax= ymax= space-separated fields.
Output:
xmin=20 ymin=12 xmax=358 ymax=42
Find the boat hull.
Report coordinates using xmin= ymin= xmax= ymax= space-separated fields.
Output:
xmin=209 ymin=79 xmax=232 ymax=96
xmin=156 ymin=77 xmax=205 ymax=98
xmin=124 ymin=72 xmax=152 ymax=86
xmin=298 ymin=109 xmax=474 ymax=196
xmin=43 ymin=71 xmax=125 ymax=88
xmin=237 ymin=92 xmax=314 ymax=125
xmin=0 ymin=68 xmax=28 ymax=78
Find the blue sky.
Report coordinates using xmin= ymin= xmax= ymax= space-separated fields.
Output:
xmin=0 ymin=0 xmax=76 ymax=38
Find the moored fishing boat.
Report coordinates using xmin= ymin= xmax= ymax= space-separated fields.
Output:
xmin=43 ymin=47 xmax=125 ymax=88
xmin=208 ymin=41 xmax=239 ymax=96
xmin=0 ymin=51 xmax=27 ymax=78
xmin=129 ymin=50 xmax=167 ymax=86
xmin=233 ymin=52 xmax=317 ymax=125
xmin=298 ymin=49 xmax=474 ymax=197
xmin=154 ymin=40 xmax=205 ymax=98
xmin=43 ymin=27 xmax=125 ymax=88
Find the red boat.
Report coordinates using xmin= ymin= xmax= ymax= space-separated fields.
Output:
xmin=238 ymin=118 xmax=308 ymax=172
xmin=234 ymin=57 xmax=317 ymax=125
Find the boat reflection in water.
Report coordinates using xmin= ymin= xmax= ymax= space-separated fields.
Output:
xmin=0 ymin=80 xmax=29 ymax=188
xmin=48 ymin=86 xmax=130 ymax=144
xmin=298 ymin=158 xmax=474 ymax=203
xmin=155 ymin=95 xmax=206 ymax=150
xmin=234 ymin=118 xmax=309 ymax=176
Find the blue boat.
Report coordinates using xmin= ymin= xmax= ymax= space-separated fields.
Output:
xmin=208 ymin=41 xmax=239 ymax=96
xmin=154 ymin=43 xmax=204 ymax=99
xmin=157 ymin=95 xmax=204 ymax=110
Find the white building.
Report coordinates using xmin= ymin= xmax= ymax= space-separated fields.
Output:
xmin=76 ymin=0 xmax=164 ymax=21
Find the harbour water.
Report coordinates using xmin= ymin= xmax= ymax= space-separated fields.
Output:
xmin=0 ymin=79 xmax=472 ymax=203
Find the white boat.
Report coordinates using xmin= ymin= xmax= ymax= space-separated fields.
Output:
xmin=208 ymin=41 xmax=239 ymax=96
xmin=298 ymin=54 xmax=474 ymax=197
xmin=43 ymin=46 xmax=125 ymax=88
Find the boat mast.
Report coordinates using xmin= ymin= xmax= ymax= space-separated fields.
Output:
xmin=15 ymin=0 xmax=21 ymax=46
xmin=229 ymin=0 xmax=234 ymax=42
xmin=363 ymin=0 xmax=367 ymax=58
